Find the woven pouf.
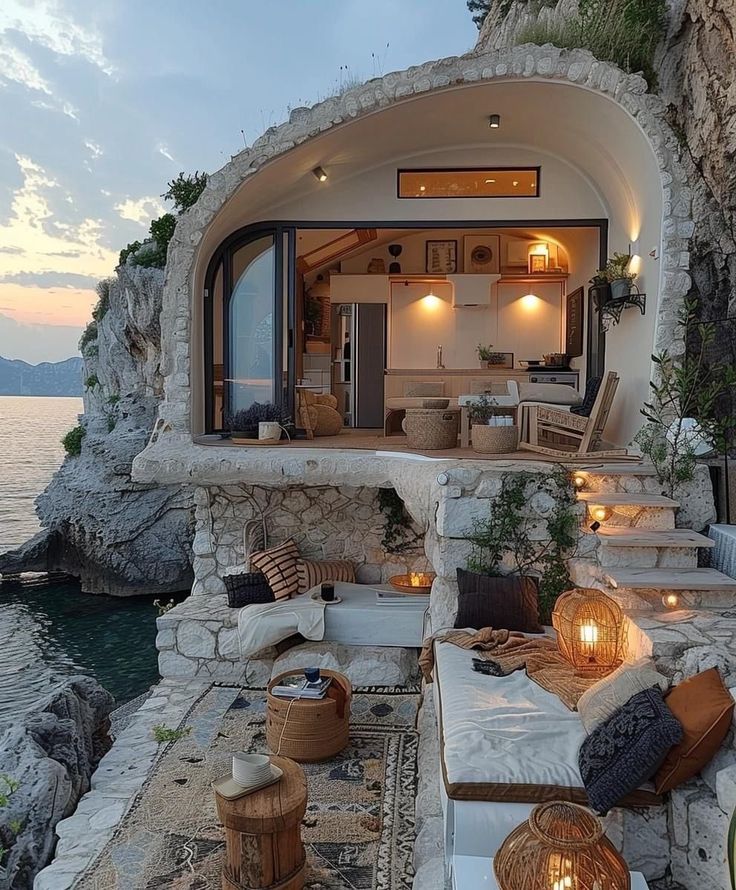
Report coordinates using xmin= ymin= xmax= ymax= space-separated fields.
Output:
xmin=266 ymin=670 xmax=351 ymax=763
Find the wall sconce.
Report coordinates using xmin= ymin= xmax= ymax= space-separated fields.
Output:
xmin=552 ymin=588 xmax=624 ymax=677
xmin=662 ymin=592 xmax=681 ymax=610
xmin=589 ymin=505 xmax=612 ymax=523
xmin=488 ymin=114 xmax=501 ymax=128
xmin=571 ymin=472 xmax=588 ymax=491
xmin=312 ymin=166 xmax=328 ymax=182
xmin=520 ymin=293 xmax=540 ymax=311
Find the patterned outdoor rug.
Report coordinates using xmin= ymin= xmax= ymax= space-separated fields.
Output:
xmin=76 ymin=684 xmax=420 ymax=890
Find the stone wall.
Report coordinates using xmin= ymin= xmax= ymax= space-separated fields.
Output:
xmin=191 ymin=483 xmax=429 ymax=596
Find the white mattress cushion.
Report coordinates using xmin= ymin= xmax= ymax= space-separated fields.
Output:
xmin=435 ymin=641 xmax=585 ymax=795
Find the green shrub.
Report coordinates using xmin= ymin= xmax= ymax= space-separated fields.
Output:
xmin=84 ymin=374 xmax=99 ymax=390
xmin=106 ymin=416 xmax=116 ymax=433
xmin=107 ymin=394 xmax=120 ymax=405
xmin=152 ymin=724 xmax=191 ymax=743
xmin=515 ymin=0 xmax=668 ymax=86
xmin=62 ymin=425 xmax=86 ymax=457
xmin=79 ymin=320 xmax=98 ymax=353
xmin=118 ymin=239 xmax=142 ymax=267
xmin=91 ymin=278 xmax=114 ymax=322
xmin=162 ymin=171 xmax=208 ymax=213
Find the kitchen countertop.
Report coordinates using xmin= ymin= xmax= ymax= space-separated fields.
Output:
xmin=385 ymin=368 xmax=525 ymax=376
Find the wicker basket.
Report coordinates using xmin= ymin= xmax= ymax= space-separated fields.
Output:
xmin=471 ymin=423 xmax=518 ymax=454
xmin=223 ymin=571 xmax=275 ymax=608
xmin=402 ymin=408 xmax=459 ymax=450
xmin=267 ymin=670 xmax=351 ymax=762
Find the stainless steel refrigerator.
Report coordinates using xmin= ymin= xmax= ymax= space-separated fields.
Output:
xmin=331 ymin=303 xmax=386 ymax=428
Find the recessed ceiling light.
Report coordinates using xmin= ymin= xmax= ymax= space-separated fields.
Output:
xmin=419 ymin=185 xmax=426 ymax=192
xmin=312 ymin=166 xmax=328 ymax=182
xmin=485 ymin=179 xmax=496 ymax=184
xmin=512 ymin=180 xmax=519 ymax=186
xmin=488 ymin=114 xmax=501 ymax=128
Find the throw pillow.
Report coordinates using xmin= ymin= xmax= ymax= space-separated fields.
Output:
xmin=578 ymin=686 xmax=682 ymax=814
xmin=517 ymin=382 xmax=583 ymax=406
xmin=655 ymin=667 xmax=735 ymax=794
xmin=455 ymin=569 xmax=543 ymax=634
xmin=249 ymin=539 xmax=300 ymax=600
xmin=577 ymin=658 xmax=670 ymax=733
xmin=223 ymin=571 xmax=275 ymax=608
xmin=296 ymin=559 xmax=356 ymax=594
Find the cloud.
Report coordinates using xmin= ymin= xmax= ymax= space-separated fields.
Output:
xmin=0 ymin=246 xmax=25 ymax=255
xmin=115 ymin=195 xmax=165 ymax=227
xmin=0 ymin=311 xmax=82 ymax=363
xmin=0 ymin=270 xmax=100 ymax=289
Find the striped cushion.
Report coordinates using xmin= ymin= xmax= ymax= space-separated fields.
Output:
xmin=296 ymin=559 xmax=356 ymax=594
xmin=249 ymin=540 xmax=300 ymax=600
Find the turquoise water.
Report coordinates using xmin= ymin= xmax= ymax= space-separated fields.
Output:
xmin=0 ymin=396 xmax=164 ymax=723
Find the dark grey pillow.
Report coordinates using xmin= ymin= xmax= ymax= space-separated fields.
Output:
xmin=455 ymin=569 xmax=542 ymax=633
xmin=578 ymin=686 xmax=682 ymax=814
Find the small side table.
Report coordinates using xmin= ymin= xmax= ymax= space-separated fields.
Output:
xmin=215 ymin=755 xmax=307 ymax=890
xmin=267 ymin=669 xmax=351 ymax=762
xmin=451 ymin=855 xmax=649 ymax=889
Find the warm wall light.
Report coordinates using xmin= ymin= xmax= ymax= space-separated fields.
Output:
xmin=421 ymin=290 xmax=442 ymax=310
xmin=312 ymin=166 xmax=328 ymax=182
xmin=489 ymin=114 xmax=501 ymax=128
xmin=589 ymin=505 xmax=612 ymax=523
xmin=662 ymin=592 xmax=681 ymax=610
xmin=572 ymin=472 xmax=588 ymax=490
xmin=520 ymin=293 xmax=540 ymax=311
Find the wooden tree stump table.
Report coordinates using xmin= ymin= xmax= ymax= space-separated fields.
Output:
xmin=214 ymin=755 xmax=307 ymax=890
xmin=267 ymin=670 xmax=352 ymax=763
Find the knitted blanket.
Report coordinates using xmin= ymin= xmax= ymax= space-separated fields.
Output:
xmin=419 ymin=627 xmax=597 ymax=710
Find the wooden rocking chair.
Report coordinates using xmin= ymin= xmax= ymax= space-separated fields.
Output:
xmin=520 ymin=371 xmax=630 ymax=459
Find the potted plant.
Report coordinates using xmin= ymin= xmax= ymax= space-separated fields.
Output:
xmin=469 ymin=394 xmax=516 ymax=454
xmin=225 ymin=402 xmax=286 ymax=440
xmin=477 ymin=344 xmax=507 ymax=368
xmin=588 ymin=270 xmax=611 ymax=310
xmin=465 ymin=471 xmax=578 ymax=623
xmin=603 ymin=252 xmax=636 ymax=300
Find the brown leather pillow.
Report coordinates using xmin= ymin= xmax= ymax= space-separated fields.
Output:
xmin=655 ymin=667 xmax=734 ymax=794
xmin=455 ymin=569 xmax=543 ymax=634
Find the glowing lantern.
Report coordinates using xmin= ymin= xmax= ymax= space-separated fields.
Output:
xmin=552 ymin=588 xmax=623 ymax=677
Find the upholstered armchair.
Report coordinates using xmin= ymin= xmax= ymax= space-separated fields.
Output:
xmin=297 ymin=390 xmax=343 ymax=438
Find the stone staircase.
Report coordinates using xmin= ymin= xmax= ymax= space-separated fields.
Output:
xmin=571 ymin=466 xmax=735 ymax=612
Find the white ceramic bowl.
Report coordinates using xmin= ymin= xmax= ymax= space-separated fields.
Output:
xmin=232 ymin=752 xmax=272 ymax=786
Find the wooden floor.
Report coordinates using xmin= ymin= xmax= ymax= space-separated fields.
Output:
xmin=196 ymin=429 xmax=634 ymax=464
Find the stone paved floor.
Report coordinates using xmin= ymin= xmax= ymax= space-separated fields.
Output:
xmin=34 ymin=678 xmax=216 ymax=890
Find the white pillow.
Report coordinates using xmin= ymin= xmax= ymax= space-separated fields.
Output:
xmin=518 ymin=382 xmax=582 ymax=406
xmin=577 ymin=657 xmax=670 ymax=733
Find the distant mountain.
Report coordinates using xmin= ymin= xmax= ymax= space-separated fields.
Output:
xmin=0 ymin=355 xmax=83 ymax=396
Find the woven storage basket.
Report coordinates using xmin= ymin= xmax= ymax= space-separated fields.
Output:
xmin=267 ymin=669 xmax=351 ymax=762
xmin=402 ymin=407 xmax=459 ymax=450
xmin=223 ymin=571 xmax=275 ymax=608
xmin=471 ymin=423 xmax=518 ymax=454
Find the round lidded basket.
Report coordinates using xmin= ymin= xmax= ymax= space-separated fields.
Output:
xmin=266 ymin=669 xmax=351 ymax=763
xmin=471 ymin=423 xmax=518 ymax=454
xmin=402 ymin=407 xmax=459 ymax=450
xmin=494 ymin=801 xmax=631 ymax=890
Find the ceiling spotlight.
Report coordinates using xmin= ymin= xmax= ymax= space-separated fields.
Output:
xmin=485 ymin=178 xmax=496 ymax=184
xmin=489 ymin=114 xmax=501 ymax=129
xmin=512 ymin=180 xmax=519 ymax=187
xmin=312 ymin=166 xmax=328 ymax=182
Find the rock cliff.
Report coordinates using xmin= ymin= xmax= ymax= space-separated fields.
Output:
xmin=0 ymin=677 xmax=113 ymax=890
xmin=0 ymin=263 xmax=194 ymax=596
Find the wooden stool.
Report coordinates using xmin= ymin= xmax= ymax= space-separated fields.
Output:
xmin=215 ymin=755 xmax=307 ymax=890
xmin=266 ymin=670 xmax=351 ymax=763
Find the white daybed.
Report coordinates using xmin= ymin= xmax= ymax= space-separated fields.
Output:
xmin=432 ymin=640 xmax=660 ymax=862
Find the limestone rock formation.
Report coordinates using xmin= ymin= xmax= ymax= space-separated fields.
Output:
xmin=0 ymin=263 xmax=194 ymax=596
xmin=0 ymin=677 xmax=114 ymax=890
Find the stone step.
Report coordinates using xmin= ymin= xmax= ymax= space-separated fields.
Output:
xmin=605 ymin=567 xmax=736 ymax=591
xmin=594 ymin=528 xmax=714 ymax=548
xmin=576 ymin=462 xmax=657 ymax=476
xmin=577 ymin=492 xmax=679 ymax=508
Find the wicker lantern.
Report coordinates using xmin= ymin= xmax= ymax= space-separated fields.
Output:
xmin=494 ymin=801 xmax=630 ymax=890
xmin=552 ymin=588 xmax=623 ymax=677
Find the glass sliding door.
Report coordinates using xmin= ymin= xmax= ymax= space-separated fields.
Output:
xmin=227 ymin=234 xmax=276 ymax=417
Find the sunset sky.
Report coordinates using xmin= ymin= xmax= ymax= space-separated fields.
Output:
xmin=0 ymin=0 xmax=476 ymax=364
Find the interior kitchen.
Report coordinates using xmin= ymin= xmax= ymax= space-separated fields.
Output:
xmin=296 ymin=225 xmax=602 ymax=440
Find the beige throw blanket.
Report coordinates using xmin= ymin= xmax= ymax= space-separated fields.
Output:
xmin=419 ymin=627 xmax=597 ymax=710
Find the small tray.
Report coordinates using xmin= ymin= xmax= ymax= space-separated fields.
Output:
xmin=310 ymin=591 xmax=343 ymax=604
xmin=212 ymin=765 xmax=283 ymax=800
xmin=230 ymin=436 xmax=284 ymax=446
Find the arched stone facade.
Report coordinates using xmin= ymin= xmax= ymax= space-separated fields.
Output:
xmin=157 ymin=43 xmax=693 ymax=435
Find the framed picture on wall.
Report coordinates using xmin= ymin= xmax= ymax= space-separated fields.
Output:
xmin=426 ymin=240 xmax=457 ymax=274
xmin=463 ymin=234 xmax=501 ymax=274
xmin=528 ymin=254 xmax=547 ymax=274
xmin=565 ymin=286 xmax=585 ymax=357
